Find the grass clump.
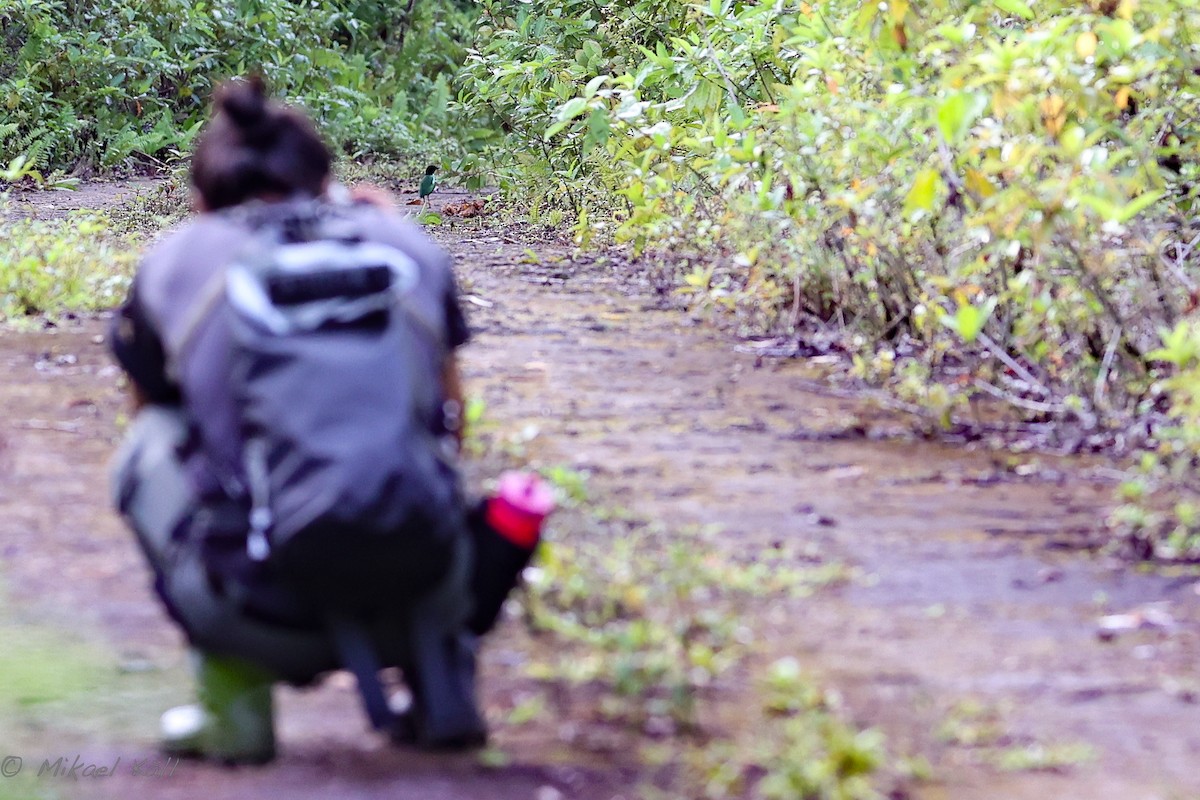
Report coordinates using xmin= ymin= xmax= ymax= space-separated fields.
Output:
xmin=0 ymin=210 xmax=139 ymax=321
xmin=513 ymin=498 xmax=891 ymax=798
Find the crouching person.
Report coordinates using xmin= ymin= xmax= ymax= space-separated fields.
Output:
xmin=109 ymin=76 xmax=549 ymax=764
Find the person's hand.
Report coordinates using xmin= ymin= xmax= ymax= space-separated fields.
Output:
xmin=348 ymin=183 xmax=399 ymax=212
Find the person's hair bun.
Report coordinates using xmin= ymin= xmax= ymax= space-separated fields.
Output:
xmin=191 ymin=74 xmax=332 ymax=210
xmin=215 ymin=74 xmax=269 ymax=132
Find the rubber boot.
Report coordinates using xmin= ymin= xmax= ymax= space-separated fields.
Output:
xmin=160 ymin=650 xmax=277 ymax=764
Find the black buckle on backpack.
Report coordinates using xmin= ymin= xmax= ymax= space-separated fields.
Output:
xmin=267 ymin=264 xmax=393 ymax=306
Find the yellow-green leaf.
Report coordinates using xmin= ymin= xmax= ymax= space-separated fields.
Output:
xmin=941 ymin=297 xmax=997 ymax=344
xmin=1075 ymin=31 xmax=1098 ymax=59
xmin=937 ymin=92 xmax=987 ymax=143
xmin=995 ymin=0 xmax=1034 ymax=19
xmin=904 ymin=169 xmax=942 ymax=217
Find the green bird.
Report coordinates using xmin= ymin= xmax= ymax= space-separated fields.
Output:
xmin=419 ymin=165 xmax=437 ymax=206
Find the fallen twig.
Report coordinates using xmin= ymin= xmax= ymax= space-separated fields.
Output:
xmin=972 ymin=379 xmax=1064 ymax=414
xmin=13 ymin=419 xmax=82 ymax=434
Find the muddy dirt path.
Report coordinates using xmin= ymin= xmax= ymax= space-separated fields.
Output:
xmin=1 ymin=187 xmax=1198 ymax=799
xmin=450 ymin=232 xmax=1200 ymax=800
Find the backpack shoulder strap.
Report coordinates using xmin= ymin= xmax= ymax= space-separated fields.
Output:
xmin=164 ymin=203 xmax=304 ymax=379
xmin=166 ymin=270 xmax=228 ymax=380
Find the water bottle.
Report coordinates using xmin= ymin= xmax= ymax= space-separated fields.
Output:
xmin=466 ymin=472 xmax=555 ymax=636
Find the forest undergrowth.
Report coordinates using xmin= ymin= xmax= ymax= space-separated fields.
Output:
xmin=456 ymin=0 xmax=1200 ymax=561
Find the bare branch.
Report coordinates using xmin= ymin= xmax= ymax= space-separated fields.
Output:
xmin=395 ymin=0 xmax=419 ymax=50
xmin=976 ymin=332 xmax=1050 ymax=397
xmin=1093 ymin=326 xmax=1122 ymax=413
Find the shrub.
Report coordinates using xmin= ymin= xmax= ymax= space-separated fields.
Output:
xmin=0 ymin=211 xmax=138 ymax=320
xmin=0 ymin=0 xmax=476 ymax=171
xmin=461 ymin=0 xmax=1200 ymax=556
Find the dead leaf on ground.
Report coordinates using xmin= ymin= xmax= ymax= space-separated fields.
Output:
xmin=444 ymin=199 xmax=490 ymax=218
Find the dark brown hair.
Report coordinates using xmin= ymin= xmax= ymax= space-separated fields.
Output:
xmin=190 ymin=76 xmax=333 ymax=211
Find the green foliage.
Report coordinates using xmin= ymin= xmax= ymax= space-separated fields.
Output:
xmin=467 ymin=0 xmax=1198 ymax=407
xmin=0 ymin=0 xmax=476 ymax=170
xmin=521 ymin=512 xmax=878 ymax=797
xmin=992 ymin=741 xmax=1096 ymax=772
xmin=463 ymin=0 xmax=1200 ymax=558
xmin=0 ymin=209 xmax=139 ymax=320
xmin=0 ymin=621 xmax=108 ymax=709
xmin=1111 ymin=320 xmax=1200 ymax=560
xmin=2 ymin=153 xmax=77 ymax=189
xmin=934 ymin=697 xmax=1095 ymax=774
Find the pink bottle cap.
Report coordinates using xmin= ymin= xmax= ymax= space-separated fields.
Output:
xmin=496 ymin=471 xmax=557 ymax=518
xmin=487 ymin=472 xmax=556 ymax=549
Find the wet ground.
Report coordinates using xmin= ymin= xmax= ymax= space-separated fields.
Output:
xmin=1 ymin=185 xmax=1198 ymax=799
xmin=2 ymin=177 xmax=164 ymax=220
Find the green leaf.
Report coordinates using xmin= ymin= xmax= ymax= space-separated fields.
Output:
xmin=994 ymin=0 xmax=1034 ymax=19
xmin=1081 ymin=192 xmax=1162 ymax=224
xmin=937 ymin=92 xmax=987 ymax=144
xmin=583 ymin=75 xmax=608 ymax=99
xmin=555 ymin=97 xmax=589 ymax=123
xmin=1120 ymin=191 xmax=1164 ymax=223
xmin=506 ymin=693 xmax=548 ymax=725
xmin=584 ymin=106 xmax=611 ymax=150
xmin=934 ymin=22 xmax=976 ymax=44
xmin=477 ymin=747 xmax=512 ymax=768
xmin=1 ymin=154 xmax=29 ymax=182
xmin=855 ymin=0 xmax=879 ymax=31
xmin=543 ymin=120 xmax=571 ymax=140
xmin=1148 ymin=322 xmax=1200 ymax=367
xmin=955 ymin=305 xmax=985 ymax=343
xmin=1080 ymin=195 xmax=1121 ymax=221
xmin=1105 ymin=18 xmax=1138 ymax=52
xmin=904 ymin=169 xmax=942 ymax=217
xmin=941 ymin=297 xmax=997 ymax=344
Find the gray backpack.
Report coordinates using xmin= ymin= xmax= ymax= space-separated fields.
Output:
xmin=191 ymin=203 xmax=463 ymax=617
